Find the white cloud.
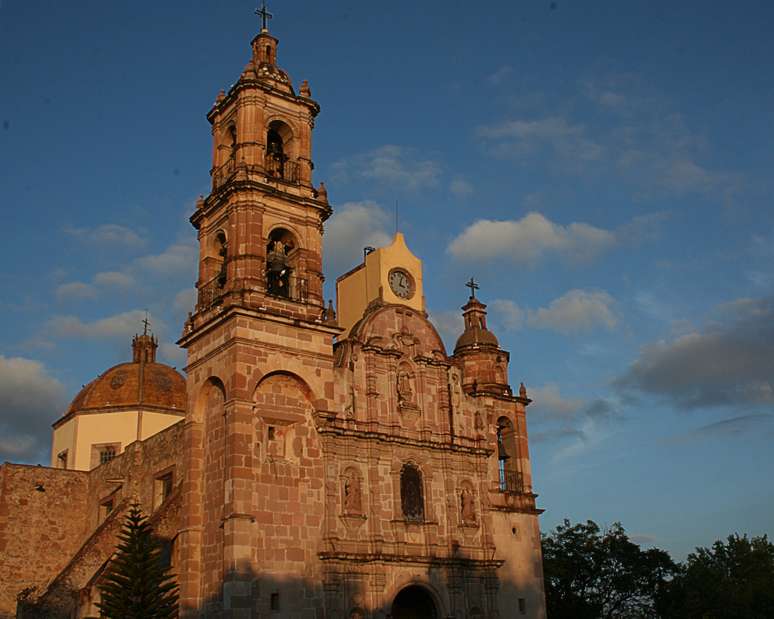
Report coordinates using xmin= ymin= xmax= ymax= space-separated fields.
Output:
xmin=324 ymin=201 xmax=392 ymax=280
xmin=65 ymin=223 xmax=145 ymax=248
xmin=159 ymin=342 xmax=186 ymax=367
xmin=134 ymin=241 xmax=198 ymax=277
xmin=93 ymin=271 xmax=135 ymax=289
xmin=616 ymin=296 xmax=774 ymax=410
xmin=528 ymin=289 xmax=617 ymax=333
xmin=477 ymin=117 xmax=604 ymax=162
xmin=491 ymin=290 xmax=617 ymax=334
xmin=486 ymin=65 xmax=512 ymax=86
xmin=173 ymin=288 xmax=197 ymax=315
xmin=449 ymin=178 xmax=474 ymax=198
xmin=489 ymin=299 xmax=525 ymax=330
xmin=0 ymin=356 xmax=66 ymax=463
xmin=428 ymin=310 xmax=464 ymax=351
xmin=46 ymin=310 xmax=166 ymax=340
xmin=528 ymin=383 xmax=585 ymax=422
xmin=333 ymin=145 xmax=441 ymax=190
xmin=447 ymin=211 xmax=615 ymax=264
xmin=56 ymin=281 xmax=97 ymax=301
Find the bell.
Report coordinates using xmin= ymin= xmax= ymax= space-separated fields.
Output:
xmin=268 ymin=256 xmax=286 ymax=273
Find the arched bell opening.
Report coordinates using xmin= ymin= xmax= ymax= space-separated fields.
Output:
xmin=265 ymin=120 xmax=295 ymax=181
xmin=496 ymin=416 xmax=521 ymax=493
xmin=265 ymin=227 xmax=303 ymax=299
xmin=391 ymin=585 xmax=439 ymax=619
xmin=214 ymin=230 xmax=228 ymax=289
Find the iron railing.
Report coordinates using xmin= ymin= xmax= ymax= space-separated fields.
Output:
xmin=265 ymin=157 xmax=299 ymax=183
xmin=197 ymin=276 xmax=225 ymax=311
xmin=499 ymin=470 xmax=524 ymax=495
xmin=196 ymin=273 xmax=310 ymax=312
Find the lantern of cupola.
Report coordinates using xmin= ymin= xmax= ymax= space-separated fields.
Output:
xmin=452 ymin=281 xmax=512 ymax=397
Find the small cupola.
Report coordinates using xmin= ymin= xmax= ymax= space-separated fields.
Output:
xmin=132 ymin=318 xmax=158 ymax=363
xmin=453 ymin=279 xmax=499 ymax=354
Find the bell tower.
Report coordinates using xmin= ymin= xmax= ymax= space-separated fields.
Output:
xmin=177 ymin=8 xmax=340 ymax=615
xmin=191 ymin=6 xmax=330 ymax=319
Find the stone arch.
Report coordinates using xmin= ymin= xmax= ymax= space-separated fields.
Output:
xmin=265 ymin=118 xmax=296 ymax=179
xmin=341 ymin=466 xmax=363 ymax=516
xmin=253 ymin=371 xmax=315 ymax=462
xmin=266 ymin=226 xmax=303 ymax=299
xmin=391 ymin=583 xmax=440 ymax=619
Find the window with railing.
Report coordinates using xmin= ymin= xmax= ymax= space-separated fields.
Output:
xmin=401 ymin=464 xmax=425 ymax=522
xmin=497 ymin=416 xmax=522 ymax=494
xmin=100 ymin=446 xmax=116 ymax=465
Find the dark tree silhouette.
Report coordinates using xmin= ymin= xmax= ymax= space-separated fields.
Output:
xmin=97 ymin=504 xmax=178 ymax=619
xmin=542 ymin=519 xmax=676 ymax=618
xmin=659 ymin=534 xmax=774 ymax=618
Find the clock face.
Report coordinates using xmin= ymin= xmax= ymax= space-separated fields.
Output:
xmin=388 ymin=268 xmax=414 ymax=299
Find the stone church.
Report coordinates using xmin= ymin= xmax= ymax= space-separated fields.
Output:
xmin=0 ymin=13 xmax=546 ymax=619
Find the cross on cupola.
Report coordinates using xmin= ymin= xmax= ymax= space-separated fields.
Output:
xmin=142 ymin=310 xmax=151 ymax=336
xmin=255 ymin=1 xmax=273 ymax=31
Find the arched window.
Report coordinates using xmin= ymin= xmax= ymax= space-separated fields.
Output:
xmin=400 ymin=463 xmax=424 ymax=521
xmin=496 ymin=416 xmax=521 ymax=493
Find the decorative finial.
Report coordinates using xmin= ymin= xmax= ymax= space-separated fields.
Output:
xmin=255 ymin=1 xmax=273 ymax=32
xmin=142 ymin=310 xmax=150 ymax=336
xmin=519 ymin=382 xmax=527 ymax=398
xmin=465 ymin=277 xmax=480 ymax=299
xmin=300 ymin=79 xmax=311 ymax=98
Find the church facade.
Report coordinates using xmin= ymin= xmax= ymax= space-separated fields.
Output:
xmin=0 ymin=15 xmax=546 ymax=619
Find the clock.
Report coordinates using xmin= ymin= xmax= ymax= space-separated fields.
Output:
xmin=388 ymin=268 xmax=414 ymax=299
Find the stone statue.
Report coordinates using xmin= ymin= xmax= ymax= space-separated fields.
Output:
xmin=461 ymin=487 xmax=476 ymax=522
xmin=397 ymin=370 xmax=414 ymax=406
xmin=343 ymin=473 xmax=362 ymax=514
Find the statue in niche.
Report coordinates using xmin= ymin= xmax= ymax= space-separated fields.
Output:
xmin=397 ymin=370 xmax=415 ymax=407
xmin=344 ymin=387 xmax=355 ymax=419
xmin=343 ymin=472 xmax=362 ymax=515
xmin=449 ymin=368 xmax=462 ymax=414
xmin=461 ymin=486 xmax=476 ymax=522
xmin=474 ymin=411 xmax=484 ymax=431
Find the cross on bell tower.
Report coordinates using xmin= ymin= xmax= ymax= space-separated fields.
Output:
xmin=465 ymin=276 xmax=479 ymax=299
xmin=255 ymin=1 xmax=272 ymax=32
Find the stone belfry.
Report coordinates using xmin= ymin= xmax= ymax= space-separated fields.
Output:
xmin=177 ymin=7 xmax=341 ymax=616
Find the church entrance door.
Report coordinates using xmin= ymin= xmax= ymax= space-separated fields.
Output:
xmin=391 ymin=585 xmax=438 ymax=619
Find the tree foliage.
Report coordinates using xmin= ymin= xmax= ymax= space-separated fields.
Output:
xmin=660 ymin=534 xmax=774 ymax=618
xmin=541 ymin=519 xmax=676 ymax=618
xmin=97 ymin=503 xmax=179 ymax=619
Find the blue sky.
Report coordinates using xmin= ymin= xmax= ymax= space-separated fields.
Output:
xmin=1 ymin=1 xmax=773 ymax=559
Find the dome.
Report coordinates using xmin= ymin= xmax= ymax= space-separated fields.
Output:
xmin=453 ymin=294 xmax=500 ymax=354
xmin=454 ymin=326 xmax=499 ymax=352
xmin=65 ymin=334 xmax=186 ymax=416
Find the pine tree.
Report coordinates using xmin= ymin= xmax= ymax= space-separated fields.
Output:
xmin=97 ymin=503 xmax=179 ymax=619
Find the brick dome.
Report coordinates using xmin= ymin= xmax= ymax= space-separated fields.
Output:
xmin=65 ymin=334 xmax=186 ymax=415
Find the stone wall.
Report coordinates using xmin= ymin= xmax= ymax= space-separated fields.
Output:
xmin=0 ymin=464 xmax=89 ymax=618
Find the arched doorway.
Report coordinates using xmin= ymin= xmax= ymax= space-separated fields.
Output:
xmin=391 ymin=585 xmax=438 ymax=619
